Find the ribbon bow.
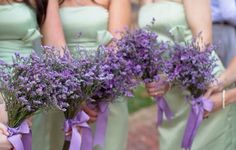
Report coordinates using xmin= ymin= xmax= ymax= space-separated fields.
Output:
xmin=181 ymin=96 xmax=213 ymax=150
xmin=7 ymin=121 xmax=32 ymax=150
xmin=64 ymin=111 xmax=92 ymax=150
xmin=155 ymin=96 xmax=173 ymax=126
xmin=93 ymin=102 xmax=109 ymax=148
xmin=96 ymin=30 xmax=113 ymax=46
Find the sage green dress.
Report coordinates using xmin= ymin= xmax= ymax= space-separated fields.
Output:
xmin=0 ymin=3 xmax=40 ymax=63
xmin=0 ymin=2 xmax=47 ymax=149
xmin=139 ymin=1 xmax=236 ymax=150
xmin=32 ymin=6 xmax=128 ymax=150
xmin=0 ymin=3 xmax=40 ymax=120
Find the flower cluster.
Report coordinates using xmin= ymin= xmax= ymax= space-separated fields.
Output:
xmin=71 ymin=47 xmax=114 ymax=107
xmin=90 ymin=46 xmax=138 ymax=103
xmin=0 ymin=47 xmax=82 ymax=126
xmin=115 ymin=28 xmax=169 ymax=83
xmin=163 ymin=39 xmax=217 ymax=98
xmin=42 ymin=47 xmax=84 ymax=119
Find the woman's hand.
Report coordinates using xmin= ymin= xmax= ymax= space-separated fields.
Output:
xmin=0 ymin=123 xmax=12 ymax=150
xmin=204 ymin=74 xmax=227 ymax=98
xmin=205 ymin=92 xmax=223 ymax=113
xmin=82 ymin=105 xmax=99 ymax=124
xmin=0 ymin=133 xmax=13 ymax=150
xmin=64 ymin=105 xmax=98 ymax=136
xmin=0 ymin=104 xmax=8 ymax=124
xmin=145 ymin=76 xmax=170 ymax=97
xmin=0 ymin=123 xmax=8 ymax=136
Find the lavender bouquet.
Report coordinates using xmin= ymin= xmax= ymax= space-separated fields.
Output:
xmin=73 ymin=46 xmax=136 ymax=148
xmin=115 ymin=28 xmax=173 ymax=125
xmin=90 ymin=46 xmax=137 ymax=104
xmin=163 ymin=39 xmax=217 ymax=149
xmin=43 ymin=47 xmax=83 ymax=119
xmin=39 ymin=47 xmax=92 ymax=150
xmin=0 ymin=51 xmax=68 ymax=150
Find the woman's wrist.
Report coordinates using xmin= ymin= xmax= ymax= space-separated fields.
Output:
xmin=225 ymin=88 xmax=236 ymax=105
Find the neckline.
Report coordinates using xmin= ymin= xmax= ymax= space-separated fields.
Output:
xmin=60 ymin=5 xmax=108 ymax=11
xmin=0 ymin=2 xmax=23 ymax=6
xmin=142 ymin=0 xmax=182 ymax=8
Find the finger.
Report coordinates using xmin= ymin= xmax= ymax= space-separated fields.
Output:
xmin=203 ymin=115 xmax=209 ymax=119
xmin=149 ymin=91 xmax=165 ymax=97
xmin=204 ymin=88 xmax=215 ymax=98
xmin=145 ymin=82 xmax=158 ymax=88
xmin=149 ymin=90 xmax=165 ymax=95
xmin=88 ymin=117 xmax=97 ymax=124
xmin=147 ymin=86 xmax=165 ymax=93
xmin=82 ymin=106 xmax=98 ymax=117
xmin=65 ymin=131 xmax=72 ymax=136
xmin=0 ymin=124 xmax=9 ymax=136
xmin=26 ymin=117 xmax=32 ymax=128
xmin=203 ymin=111 xmax=210 ymax=119
xmin=76 ymin=127 xmax=82 ymax=133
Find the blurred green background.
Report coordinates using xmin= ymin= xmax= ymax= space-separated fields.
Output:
xmin=127 ymin=85 xmax=154 ymax=114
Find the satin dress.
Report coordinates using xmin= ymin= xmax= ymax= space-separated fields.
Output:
xmin=32 ymin=6 xmax=128 ymax=150
xmin=138 ymin=1 xmax=236 ymax=150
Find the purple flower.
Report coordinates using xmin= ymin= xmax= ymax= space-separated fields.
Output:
xmin=163 ymin=38 xmax=217 ymax=98
xmin=115 ymin=28 xmax=169 ymax=83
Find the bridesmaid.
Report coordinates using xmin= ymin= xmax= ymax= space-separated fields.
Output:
xmin=205 ymin=56 xmax=236 ymax=113
xmin=139 ymin=0 xmax=236 ymax=149
xmin=32 ymin=0 xmax=131 ymax=150
xmin=0 ymin=0 xmax=66 ymax=149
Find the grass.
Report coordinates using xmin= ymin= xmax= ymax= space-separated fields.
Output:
xmin=127 ymin=85 xmax=154 ymax=114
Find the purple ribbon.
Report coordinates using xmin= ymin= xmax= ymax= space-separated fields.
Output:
xmin=64 ymin=111 xmax=92 ymax=150
xmin=155 ymin=96 xmax=173 ymax=126
xmin=93 ymin=102 xmax=109 ymax=147
xmin=181 ymin=96 xmax=213 ymax=150
xmin=7 ymin=121 xmax=32 ymax=150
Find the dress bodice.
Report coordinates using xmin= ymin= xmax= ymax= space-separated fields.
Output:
xmin=0 ymin=3 xmax=41 ymax=63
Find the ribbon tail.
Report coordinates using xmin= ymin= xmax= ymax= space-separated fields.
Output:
xmin=93 ymin=106 xmax=109 ymax=147
xmin=156 ymin=96 xmax=173 ymax=126
xmin=181 ymin=106 xmax=204 ymax=150
xmin=181 ymin=107 xmax=197 ymax=149
xmin=22 ymin=131 xmax=32 ymax=150
xmin=182 ymin=97 xmax=214 ymax=150
xmin=189 ymin=111 xmax=204 ymax=148
xmin=157 ymin=99 xmax=163 ymax=126
xmin=8 ymin=134 xmax=24 ymax=150
xmin=81 ymin=127 xmax=93 ymax=150
xmin=69 ymin=126 xmax=82 ymax=150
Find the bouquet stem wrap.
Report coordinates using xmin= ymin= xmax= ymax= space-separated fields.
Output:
xmin=64 ymin=111 xmax=92 ymax=150
xmin=181 ymin=97 xmax=213 ymax=150
xmin=93 ymin=102 xmax=109 ymax=147
xmin=7 ymin=121 xmax=31 ymax=150
xmin=155 ymin=96 xmax=173 ymax=126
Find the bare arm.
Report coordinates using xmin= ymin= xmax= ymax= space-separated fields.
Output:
xmin=219 ymin=57 xmax=236 ymax=87
xmin=0 ymin=104 xmax=7 ymax=124
xmin=40 ymin=0 xmax=66 ymax=55
xmin=108 ymin=0 xmax=131 ymax=38
xmin=0 ymin=133 xmax=12 ymax=150
xmin=183 ymin=0 xmax=212 ymax=47
xmin=207 ymin=87 xmax=236 ymax=112
xmin=139 ymin=0 xmax=153 ymax=5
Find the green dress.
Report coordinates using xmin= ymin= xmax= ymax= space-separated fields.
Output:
xmin=32 ymin=6 xmax=128 ymax=150
xmin=139 ymin=1 xmax=236 ymax=150
xmin=0 ymin=2 xmax=40 ymax=116
xmin=0 ymin=3 xmax=41 ymax=63
xmin=0 ymin=1 xmax=44 ymax=147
